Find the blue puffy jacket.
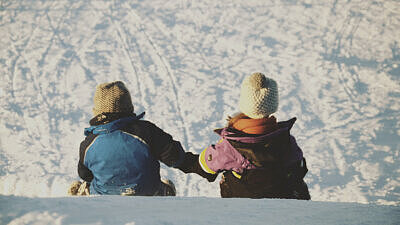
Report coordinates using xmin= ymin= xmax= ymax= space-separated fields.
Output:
xmin=78 ymin=113 xmax=186 ymax=195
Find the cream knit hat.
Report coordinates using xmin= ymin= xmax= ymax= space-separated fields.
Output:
xmin=239 ymin=73 xmax=278 ymax=119
xmin=92 ymin=81 xmax=134 ymax=116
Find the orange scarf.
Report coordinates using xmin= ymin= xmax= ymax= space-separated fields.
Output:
xmin=232 ymin=116 xmax=278 ymax=135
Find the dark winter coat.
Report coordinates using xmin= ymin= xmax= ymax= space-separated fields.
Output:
xmin=78 ymin=112 xmax=186 ymax=195
xmin=199 ymin=117 xmax=311 ymax=199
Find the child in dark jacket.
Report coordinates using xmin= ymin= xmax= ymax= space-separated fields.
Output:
xmin=198 ymin=73 xmax=311 ymax=199
xmin=69 ymin=81 xmax=214 ymax=196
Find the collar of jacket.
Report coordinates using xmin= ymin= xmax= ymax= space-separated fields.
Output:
xmin=89 ymin=112 xmax=145 ymax=126
xmin=214 ymin=117 xmax=297 ymax=144
xmin=232 ymin=116 xmax=278 ymax=134
xmin=84 ymin=112 xmax=144 ymax=136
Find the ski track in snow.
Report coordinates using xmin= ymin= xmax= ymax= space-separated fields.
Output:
xmin=105 ymin=3 xmax=196 ymax=196
xmin=0 ymin=0 xmax=399 ymax=206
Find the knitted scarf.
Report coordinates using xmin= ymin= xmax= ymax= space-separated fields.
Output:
xmin=230 ymin=113 xmax=278 ymax=135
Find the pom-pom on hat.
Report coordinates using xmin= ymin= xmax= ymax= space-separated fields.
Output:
xmin=239 ymin=72 xmax=278 ymax=119
xmin=92 ymin=81 xmax=134 ymax=116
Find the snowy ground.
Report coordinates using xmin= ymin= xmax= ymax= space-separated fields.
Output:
xmin=1 ymin=195 xmax=399 ymax=225
xmin=0 ymin=0 xmax=399 ymax=224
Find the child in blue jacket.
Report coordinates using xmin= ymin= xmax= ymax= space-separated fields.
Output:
xmin=69 ymin=81 xmax=215 ymax=196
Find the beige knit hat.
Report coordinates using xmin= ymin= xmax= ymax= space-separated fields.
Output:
xmin=92 ymin=81 xmax=134 ymax=116
xmin=239 ymin=72 xmax=278 ymax=119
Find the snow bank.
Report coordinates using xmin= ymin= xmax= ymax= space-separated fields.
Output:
xmin=1 ymin=195 xmax=399 ymax=225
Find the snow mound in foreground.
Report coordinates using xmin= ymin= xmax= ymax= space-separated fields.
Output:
xmin=1 ymin=195 xmax=399 ymax=225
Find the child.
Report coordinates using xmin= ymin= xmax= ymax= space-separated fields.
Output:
xmin=198 ymin=73 xmax=311 ymax=199
xmin=69 ymin=81 xmax=215 ymax=196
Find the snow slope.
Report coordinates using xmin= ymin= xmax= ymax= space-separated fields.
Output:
xmin=0 ymin=0 xmax=399 ymax=223
xmin=1 ymin=195 xmax=399 ymax=225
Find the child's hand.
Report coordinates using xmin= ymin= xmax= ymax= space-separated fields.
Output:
xmin=178 ymin=152 xmax=218 ymax=182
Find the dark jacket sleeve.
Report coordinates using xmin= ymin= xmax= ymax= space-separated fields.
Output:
xmin=140 ymin=121 xmax=217 ymax=181
xmin=124 ymin=120 xmax=186 ymax=168
xmin=78 ymin=135 xmax=95 ymax=182
xmin=122 ymin=120 xmax=215 ymax=181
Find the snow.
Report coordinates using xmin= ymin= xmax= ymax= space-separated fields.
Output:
xmin=0 ymin=0 xmax=399 ymax=224
xmin=1 ymin=195 xmax=399 ymax=225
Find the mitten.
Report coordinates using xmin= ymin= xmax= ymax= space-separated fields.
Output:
xmin=178 ymin=152 xmax=217 ymax=182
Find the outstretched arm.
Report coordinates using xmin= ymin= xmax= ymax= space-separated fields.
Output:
xmin=123 ymin=120 xmax=217 ymax=182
